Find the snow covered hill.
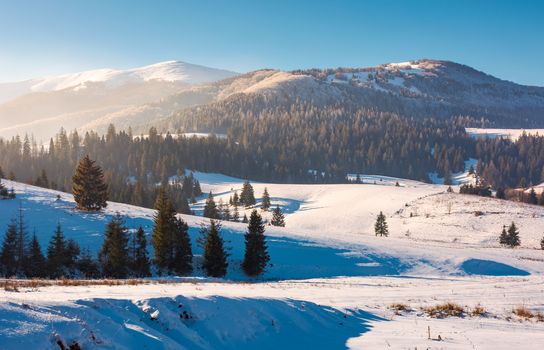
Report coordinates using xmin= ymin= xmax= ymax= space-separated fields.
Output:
xmin=0 ymin=61 xmax=237 ymax=103
xmin=1 ymin=174 xmax=544 ymax=349
xmin=0 ymin=61 xmax=237 ymax=141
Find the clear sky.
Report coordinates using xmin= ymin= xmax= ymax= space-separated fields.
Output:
xmin=0 ymin=0 xmax=543 ymax=85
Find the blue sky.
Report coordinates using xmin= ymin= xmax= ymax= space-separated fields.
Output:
xmin=0 ymin=0 xmax=542 ymax=85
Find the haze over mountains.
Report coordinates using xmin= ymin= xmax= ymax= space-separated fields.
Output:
xmin=1 ymin=59 xmax=543 ymax=141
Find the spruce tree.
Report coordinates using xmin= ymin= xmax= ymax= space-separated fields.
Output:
xmin=202 ymin=220 xmax=228 ymax=277
xmin=261 ymin=187 xmax=271 ymax=211
xmin=25 ymin=234 xmax=46 ymax=278
xmin=193 ymin=179 xmax=202 ymax=196
xmin=47 ymin=224 xmax=67 ymax=278
xmin=65 ymin=239 xmax=81 ymax=274
xmin=242 ymin=213 xmax=248 ymax=223
xmin=131 ymin=227 xmax=151 ymax=277
xmin=270 ymin=206 xmax=285 ymax=227
xmin=78 ymin=248 xmax=100 ymax=279
xmin=232 ymin=191 xmax=240 ymax=206
xmin=504 ymin=222 xmax=521 ymax=247
xmin=171 ymin=218 xmax=193 ymax=275
xmin=0 ymin=220 xmax=18 ymax=277
xmin=232 ymin=204 xmax=240 ymax=222
xmin=72 ymin=155 xmax=108 ymax=211
xmin=15 ymin=206 xmax=29 ymax=275
xmin=528 ymin=188 xmax=538 ymax=204
xmin=99 ymin=214 xmax=129 ymax=278
xmin=496 ymin=187 xmax=506 ymax=200
xmin=203 ymin=192 xmax=219 ymax=219
xmin=152 ymin=187 xmax=176 ymax=273
xmin=541 ymin=235 xmax=544 ymax=250
xmin=539 ymin=192 xmax=544 ymax=206
xmin=242 ymin=210 xmax=270 ymax=277
xmin=240 ymin=181 xmax=256 ymax=207
xmin=374 ymin=211 xmax=389 ymax=237
xmin=499 ymin=225 xmax=509 ymax=245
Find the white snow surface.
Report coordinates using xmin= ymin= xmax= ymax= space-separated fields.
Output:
xmin=1 ymin=173 xmax=544 ymax=349
xmin=0 ymin=61 xmax=237 ymax=102
xmin=466 ymin=127 xmax=544 ymax=141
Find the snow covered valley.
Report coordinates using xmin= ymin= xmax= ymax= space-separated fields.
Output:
xmin=1 ymin=174 xmax=544 ymax=349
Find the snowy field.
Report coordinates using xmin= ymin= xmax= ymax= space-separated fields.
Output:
xmin=1 ymin=174 xmax=544 ymax=349
xmin=466 ymin=127 xmax=544 ymax=140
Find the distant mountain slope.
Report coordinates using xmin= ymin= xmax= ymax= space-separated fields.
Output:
xmin=157 ymin=59 xmax=544 ymax=133
xmin=0 ymin=61 xmax=237 ymax=103
xmin=2 ymin=59 xmax=544 ymax=141
xmin=0 ymin=61 xmax=238 ymax=140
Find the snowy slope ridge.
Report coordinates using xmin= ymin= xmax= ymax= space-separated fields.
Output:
xmin=2 ymin=175 xmax=544 ymax=349
xmin=0 ymin=61 xmax=237 ymax=102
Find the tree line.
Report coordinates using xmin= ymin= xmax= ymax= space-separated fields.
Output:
xmin=0 ymin=188 xmax=270 ymax=279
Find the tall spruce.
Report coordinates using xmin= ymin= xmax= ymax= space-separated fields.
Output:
xmin=0 ymin=220 xmax=18 ymax=277
xmin=261 ymin=188 xmax=271 ymax=211
xmin=171 ymin=218 xmax=193 ymax=275
xmin=72 ymin=155 xmax=108 ymax=211
xmin=47 ymin=223 xmax=67 ymax=278
xmin=203 ymin=191 xmax=219 ymax=219
xmin=499 ymin=225 xmax=509 ymax=245
xmin=270 ymin=206 xmax=285 ymax=227
xmin=99 ymin=214 xmax=130 ymax=278
xmin=240 ymin=181 xmax=256 ymax=207
xmin=131 ymin=227 xmax=151 ymax=277
xmin=242 ymin=210 xmax=270 ymax=277
xmin=152 ymin=187 xmax=176 ymax=273
xmin=25 ymin=233 xmax=46 ymax=278
xmin=375 ymin=211 xmax=389 ymax=237
xmin=202 ymin=220 xmax=228 ymax=277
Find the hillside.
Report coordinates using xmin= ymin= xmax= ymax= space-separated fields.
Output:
xmin=158 ymin=59 xmax=544 ymax=134
xmin=1 ymin=174 xmax=544 ymax=348
xmin=3 ymin=59 xmax=544 ymax=141
xmin=0 ymin=61 xmax=237 ymax=140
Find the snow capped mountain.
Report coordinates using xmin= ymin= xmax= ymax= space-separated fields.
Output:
xmin=0 ymin=61 xmax=237 ymax=103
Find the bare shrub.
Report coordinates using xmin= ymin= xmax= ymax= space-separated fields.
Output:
xmin=423 ymin=302 xmax=465 ymax=318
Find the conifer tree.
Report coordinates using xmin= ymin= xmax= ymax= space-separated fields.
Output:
xmin=240 ymin=180 xmax=256 ymax=207
xmin=193 ymin=179 xmax=202 ymax=196
xmin=374 ymin=211 xmax=389 ymax=237
xmin=47 ymin=223 xmax=67 ymax=278
xmin=99 ymin=214 xmax=129 ymax=278
xmin=72 ymin=155 xmax=108 ymax=211
xmin=502 ymin=222 xmax=521 ymax=247
xmin=242 ymin=213 xmax=248 ymax=223
xmin=539 ymin=192 xmax=544 ymax=206
xmin=0 ymin=165 xmax=4 ymax=179
xmin=152 ymin=188 xmax=176 ymax=273
xmin=541 ymin=235 xmax=544 ymax=250
xmin=171 ymin=218 xmax=193 ymax=275
xmin=25 ymin=233 xmax=46 ymax=278
xmin=65 ymin=239 xmax=81 ymax=274
xmin=178 ymin=196 xmax=192 ymax=215
xmin=270 ymin=206 xmax=285 ymax=227
xmin=528 ymin=188 xmax=538 ymax=204
xmin=499 ymin=225 xmax=509 ymax=245
xmin=35 ymin=169 xmax=49 ymax=188
xmin=78 ymin=248 xmax=100 ymax=279
xmin=496 ymin=187 xmax=506 ymax=200
xmin=232 ymin=204 xmax=240 ymax=222
xmin=15 ymin=206 xmax=29 ymax=274
xmin=202 ymin=220 xmax=228 ymax=277
xmin=232 ymin=191 xmax=239 ymax=206
xmin=0 ymin=220 xmax=18 ymax=277
xmin=261 ymin=187 xmax=271 ymax=211
xmin=203 ymin=192 xmax=219 ymax=219
xmin=242 ymin=210 xmax=270 ymax=277
xmin=130 ymin=227 xmax=151 ymax=277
